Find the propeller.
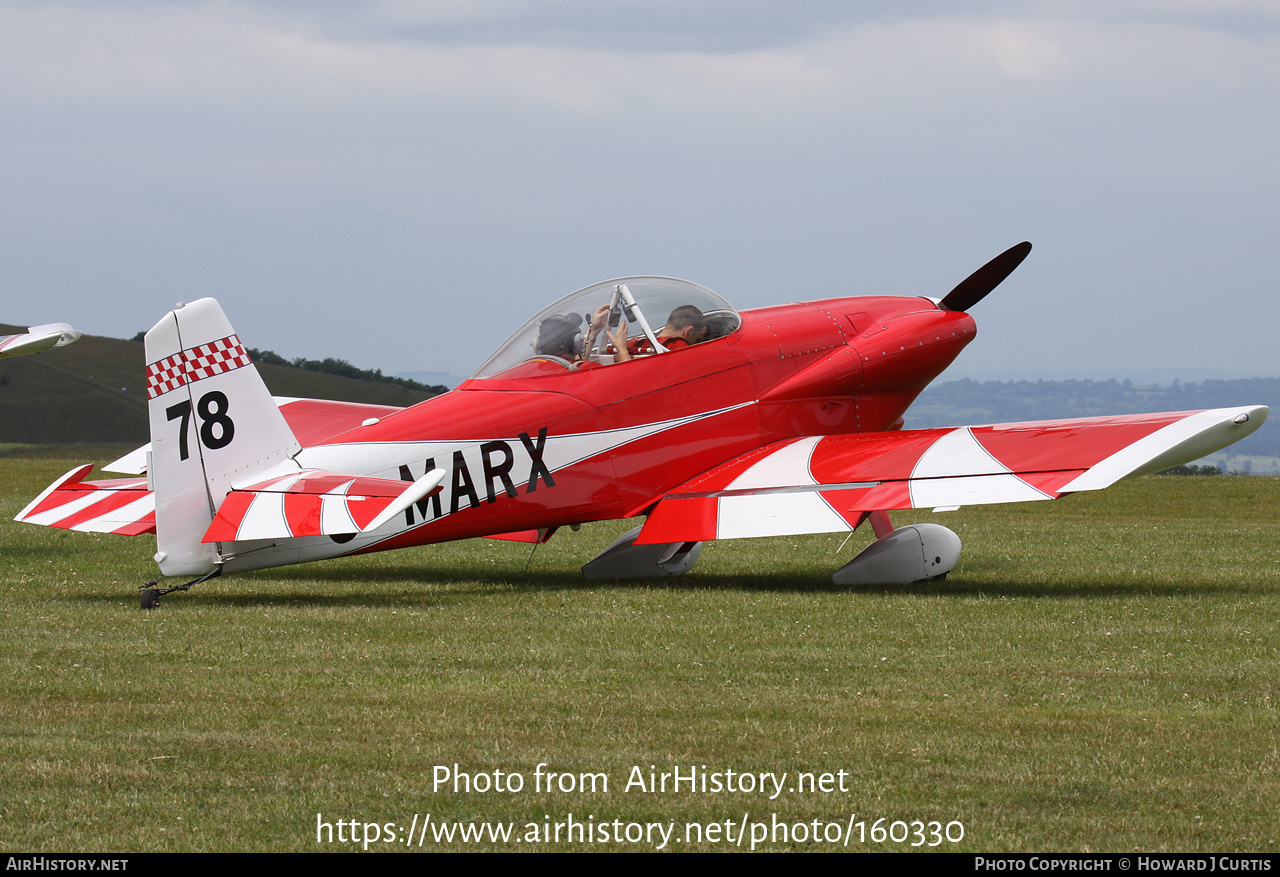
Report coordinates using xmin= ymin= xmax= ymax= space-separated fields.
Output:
xmin=939 ymin=241 xmax=1032 ymax=312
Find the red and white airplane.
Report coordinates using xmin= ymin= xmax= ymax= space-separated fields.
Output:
xmin=15 ymin=243 xmax=1267 ymax=608
xmin=1 ymin=323 xmax=80 ymax=358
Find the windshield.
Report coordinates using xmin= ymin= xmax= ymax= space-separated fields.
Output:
xmin=471 ymin=276 xmax=741 ymax=379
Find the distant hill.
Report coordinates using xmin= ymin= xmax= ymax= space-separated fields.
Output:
xmin=243 ymin=348 xmax=448 ymax=395
xmin=0 ymin=324 xmax=438 ymax=445
xmin=907 ymin=377 xmax=1280 ymax=458
xmin=396 ymin=370 xmax=468 ymax=390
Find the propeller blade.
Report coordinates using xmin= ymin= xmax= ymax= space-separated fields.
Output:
xmin=939 ymin=241 xmax=1032 ymax=312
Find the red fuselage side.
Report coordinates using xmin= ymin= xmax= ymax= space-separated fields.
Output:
xmin=313 ymin=296 xmax=976 ymax=550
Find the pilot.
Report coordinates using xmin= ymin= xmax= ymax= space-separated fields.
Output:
xmin=614 ymin=305 xmax=708 ymax=362
xmin=535 ymin=312 xmax=620 ymax=369
xmin=535 ymin=313 xmax=585 ymax=363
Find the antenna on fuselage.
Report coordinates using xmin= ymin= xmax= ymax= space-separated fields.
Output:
xmin=939 ymin=241 xmax=1033 ymax=312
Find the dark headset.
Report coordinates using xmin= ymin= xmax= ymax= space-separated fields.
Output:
xmin=536 ymin=313 xmax=584 ymax=357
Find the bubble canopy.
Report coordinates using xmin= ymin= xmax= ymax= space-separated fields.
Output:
xmin=470 ymin=276 xmax=741 ymax=379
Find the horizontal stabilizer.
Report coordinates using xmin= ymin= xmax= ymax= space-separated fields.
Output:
xmin=203 ymin=468 xmax=445 ymax=543
xmin=14 ymin=465 xmax=155 ymax=535
xmin=638 ymin=407 xmax=1266 ymax=544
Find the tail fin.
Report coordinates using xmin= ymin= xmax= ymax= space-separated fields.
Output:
xmin=145 ymin=299 xmax=301 ymax=576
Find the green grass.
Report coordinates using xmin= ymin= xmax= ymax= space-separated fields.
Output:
xmin=1 ymin=458 xmax=1277 ymax=852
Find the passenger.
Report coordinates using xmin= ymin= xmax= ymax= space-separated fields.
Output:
xmin=615 ymin=305 xmax=707 ymax=362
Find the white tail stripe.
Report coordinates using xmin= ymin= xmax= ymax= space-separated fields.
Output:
xmin=237 ymin=491 xmax=289 ymax=540
xmin=22 ymin=491 xmax=112 ymax=527
xmin=321 ymin=481 xmax=360 ymax=534
xmin=70 ymin=493 xmax=157 ymax=532
xmin=233 ymin=471 xmax=307 ymax=539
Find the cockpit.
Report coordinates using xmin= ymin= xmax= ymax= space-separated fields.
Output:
xmin=470 ymin=276 xmax=741 ymax=379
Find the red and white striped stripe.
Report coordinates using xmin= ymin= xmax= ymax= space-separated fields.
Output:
xmin=146 ymin=334 xmax=252 ymax=399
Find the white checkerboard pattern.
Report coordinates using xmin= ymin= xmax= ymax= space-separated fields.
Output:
xmin=146 ymin=334 xmax=251 ymax=399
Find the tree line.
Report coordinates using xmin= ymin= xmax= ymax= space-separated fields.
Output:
xmin=246 ymin=349 xmax=449 ymax=395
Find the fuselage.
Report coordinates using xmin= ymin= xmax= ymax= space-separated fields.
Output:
xmin=284 ymin=295 xmax=976 ymax=558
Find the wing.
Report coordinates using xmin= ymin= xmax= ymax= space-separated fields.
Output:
xmin=637 ymin=407 xmax=1267 ymax=544
xmin=0 ymin=323 xmax=81 ymax=358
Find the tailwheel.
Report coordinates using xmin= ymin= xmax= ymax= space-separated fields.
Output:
xmin=138 ymin=567 xmax=222 ymax=610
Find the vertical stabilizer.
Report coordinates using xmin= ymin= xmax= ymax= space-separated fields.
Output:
xmin=145 ymin=299 xmax=301 ymax=576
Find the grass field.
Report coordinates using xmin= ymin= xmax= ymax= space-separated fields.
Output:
xmin=1 ymin=458 xmax=1277 ymax=852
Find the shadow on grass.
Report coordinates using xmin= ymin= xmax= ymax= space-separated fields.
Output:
xmin=60 ymin=559 xmax=1272 ymax=609
xmin=248 ymin=558 xmax=1278 ymax=599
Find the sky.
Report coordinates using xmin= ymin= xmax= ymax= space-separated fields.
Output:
xmin=2 ymin=0 xmax=1278 ymax=381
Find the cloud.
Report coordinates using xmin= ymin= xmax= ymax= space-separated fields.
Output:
xmin=1 ymin=1 xmax=1278 ymax=375
xmin=0 ymin=2 xmax=839 ymax=114
xmin=2 ymin=1 xmax=1274 ymax=120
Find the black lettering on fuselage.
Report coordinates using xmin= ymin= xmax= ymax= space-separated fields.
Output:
xmin=449 ymin=450 xmax=481 ymax=514
xmin=480 ymin=441 xmax=519 ymax=503
xmin=395 ymin=428 xmax=558 ymax=528
xmin=519 ymin=428 xmax=555 ymax=492
xmin=399 ymin=459 xmax=444 ymax=526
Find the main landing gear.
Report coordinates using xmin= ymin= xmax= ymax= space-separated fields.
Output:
xmin=582 ymin=526 xmax=703 ymax=580
xmin=579 ymin=512 xmax=960 ymax=585
xmin=139 ymin=567 xmax=222 ymax=610
xmin=831 ymin=510 xmax=961 ymax=585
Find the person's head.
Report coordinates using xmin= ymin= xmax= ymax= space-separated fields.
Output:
xmin=536 ymin=313 xmax=584 ymax=359
xmin=664 ymin=305 xmax=707 ymax=343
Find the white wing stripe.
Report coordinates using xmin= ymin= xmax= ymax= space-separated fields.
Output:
xmin=717 ymin=491 xmax=851 ymax=539
xmin=912 ymin=427 xmax=1009 ymax=478
xmin=726 ymin=436 xmax=820 ymax=491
